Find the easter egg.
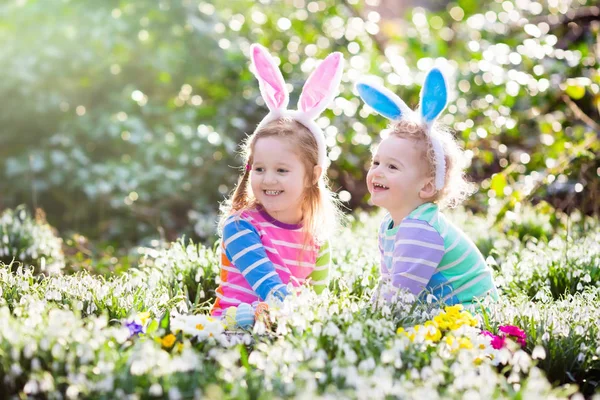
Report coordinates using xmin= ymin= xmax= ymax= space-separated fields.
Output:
xmin=254 ymin=302 xmax=269 ymax=318
xmin=224 ymin=307 xmax=237 ymax=329
xmin=254 ymin=302 xmax=271 ymax=330
xmin=235 ymin=303 xmax=255 ymax=329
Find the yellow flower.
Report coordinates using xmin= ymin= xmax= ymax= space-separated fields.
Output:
xmin=161 ymin=334 xmax=176 ymax=349
xmin=424 ymin=320 xmax=438 ymax=328
xmin=466 ymin=314 xmax=478 ymax=327
xmin=396 ymin=327 xmax=416 ymax=342
xmin=138 ymin=312 xmax=151 ymax=326
xmin=442 ymin=310 xmax=478 ymax=331
xmin=433 ymin=315 xmax=451 ymax=331
xmin=425 ymin=327 xmax=442 ymax=342
xmin=443 ymin=335 xmax=455 ymax=347
xmin=458 ymin=337 xmax=473 ymax=349
xmin=423 ymin=321 xmax=441 ymax=342
xmin=444 ymin=305 xmax=464 ymax=315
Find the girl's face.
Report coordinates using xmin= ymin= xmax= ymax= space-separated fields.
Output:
xmin=250 ymin=136 xmax=309 ymax=224
xmin=366 ymin=135 xmax=434 ymax=221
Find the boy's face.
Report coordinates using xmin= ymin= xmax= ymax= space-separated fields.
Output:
xmin=366 ymin=135 xmax=432 ymax=216
xmin=250 ymin=136 xmax=308 ymax=224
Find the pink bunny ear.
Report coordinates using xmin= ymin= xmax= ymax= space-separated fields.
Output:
xmin=250 ymin=43 xmax=289 ymax=111
xmin=298 ymin=52 xmax=344 ymax=118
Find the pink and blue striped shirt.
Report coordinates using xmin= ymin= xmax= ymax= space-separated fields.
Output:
xmin=211 ymin=208 xmax=330 ymax=316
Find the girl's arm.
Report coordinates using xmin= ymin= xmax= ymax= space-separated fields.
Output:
xmin=307 ymin=241 xmax=330 ymax=294
xmin=391 ymin=218 xmax=445 ymax=295
xmin=222 ymin=218 xmax=289 ymax=301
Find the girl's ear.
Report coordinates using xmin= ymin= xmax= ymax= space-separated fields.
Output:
xmin=419 ymin=178 xmax=437 ymax=200
xmin=250 ymin=43 xmax=289 ymax=111
xmin=312 ymin=165 xmax=323 ymax=185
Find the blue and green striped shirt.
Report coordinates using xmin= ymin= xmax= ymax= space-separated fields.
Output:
xmin=377 ymin=202 xmax=498 ymax=305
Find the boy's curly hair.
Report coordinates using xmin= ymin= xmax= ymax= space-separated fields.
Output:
xmin=389 ymin=120 xmax=476 ymax=209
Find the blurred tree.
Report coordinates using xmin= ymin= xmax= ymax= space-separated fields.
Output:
xmin=349 ymin=0 xmax=600 ymax=218
xmin=0 ymin=0 xmax=597 ymax=245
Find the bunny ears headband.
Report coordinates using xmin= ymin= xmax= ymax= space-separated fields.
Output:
xmin=250 ymin=43 xmax=344 ymax=169
xmin=355 ymin=68 xmax=449 ymax=190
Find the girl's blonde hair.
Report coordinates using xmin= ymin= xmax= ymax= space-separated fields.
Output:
xmin=389 ymin=120 xmax=476 ymax=208
xmin=219 ymin=118 xmax=341 ymax=244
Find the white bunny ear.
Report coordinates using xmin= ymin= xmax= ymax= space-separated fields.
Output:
xmin=250 ymin=43 xmax=289 ymax=111
xmin=419 ymin=67 xmax=448 ymax=124
xmin=298 ymin=52 xmax=344 ymax=119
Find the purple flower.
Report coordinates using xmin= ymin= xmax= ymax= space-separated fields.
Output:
xmin=125 ymin=320 xmax=143 ymax=337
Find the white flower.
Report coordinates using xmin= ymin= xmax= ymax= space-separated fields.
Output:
xmin=171 ymin=314 xmax=224 ymax=340
xmin=149 ymin=383 xmax=163 ymax=397
xmin=532 ymin=345 xmax=546 ymax=360
xmin=323 ymin=321 xmax=340 ymax=337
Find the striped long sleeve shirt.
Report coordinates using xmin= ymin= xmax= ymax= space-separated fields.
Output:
xmin=211 ymin=208 xmax=330 ymax=316
xmin=377 ymin=202 xmax=498 ymax=305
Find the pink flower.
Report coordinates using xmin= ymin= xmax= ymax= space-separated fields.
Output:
xmin=490 ymin=334 xmax=506 ymax=349
xmin=499 ymin=325 xmax=527 ymax=347
xmin=481 ymin=330 xmax=506 ymax=349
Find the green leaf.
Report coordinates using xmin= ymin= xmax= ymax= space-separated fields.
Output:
xmin=159 ymin=309 xmax=170 ymax=332
xmin=490 ymin=173 xmax=507 ymax=197
xmin=146 ymin=319 xmax=159 ymax=335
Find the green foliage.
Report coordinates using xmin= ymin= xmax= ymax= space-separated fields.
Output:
xmin=490 ymin=290 xmax=600 ymax=395
xmin=0 ymin=0 xmax=599 ymax=395
xmin=1 ymin=0 xmax=597 ymax=245
xmin=0 ymin=0 xmax=246 ymax=242
xmin=0 ymin=238 xmax=219 ymax=319
xmin=137 ymin=237 xmax=221 ymax=311
xmin=495 ymin=220 xmax=600 ymax=300
xmin=2 ymin=206 xmax=598 ymax=397
xmin=62 ymin=233 xmax=134 ymax=276
xmin=0 ymin=205 xmax=65 ymax=274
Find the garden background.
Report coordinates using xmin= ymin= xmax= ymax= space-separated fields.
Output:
xmin=1 ymin=0 xmax=600 ymax=398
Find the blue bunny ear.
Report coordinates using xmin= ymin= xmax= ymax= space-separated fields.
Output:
xmin=355 ymin=79 xmax=410 ymax=121
xmin=419 ymin=68 xmax=448 ymax=124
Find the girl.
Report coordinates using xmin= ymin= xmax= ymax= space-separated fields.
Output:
xmin=211 ymin=44 xmax=344 ymax=318
xmin=355 ymin=68 xmax=498 ymax=306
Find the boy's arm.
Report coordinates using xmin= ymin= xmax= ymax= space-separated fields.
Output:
xmin=391 ymin=218 xmax=445 ymax=295
xmin=222 ymin=217 xmax=289 ymax=301
xmin=307 ymin=240 xmax=330 ymax=294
